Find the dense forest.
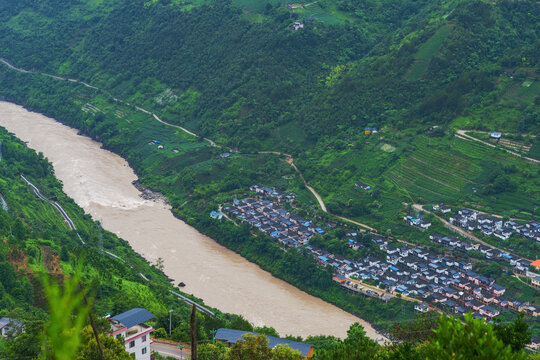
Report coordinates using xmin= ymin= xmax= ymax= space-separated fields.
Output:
xmin=0 ymin=0 xmax=538 ymax=150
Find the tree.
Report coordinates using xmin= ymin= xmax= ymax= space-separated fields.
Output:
xmin=493 ymin=313 xmax=531 ymax=353
xmin=423 ymin=313 xmax=527 ymax=360
xmin=198 ymin=343 xmax=229 ymax=360
xmin=155 ymin=257 xmax=165 ymax=272
xmin=270 ymin=344 xmax=303 ymax=360
xmin=0 ymin=320 xmax=43 ymax=360
xmin=0 ymin=262 xmax=16 ymax=291
xmin=228 ymin=333 xmax=272 ymax=360
xmin=153 ymin=327 xmax=168 ymax=339
xmin=390 ymin=311 xmax=438 ymax=344
xmin=314 ymin=323 xmax=379 ymax=360
xmin=76 ymin=326 xmax=132 ymax=360
xmin=254 ymin=326 xmax=280 ymax=338
xmin=11 ymin=217 xmax=28 ymax=241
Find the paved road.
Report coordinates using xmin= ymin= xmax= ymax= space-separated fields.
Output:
xmin=152 ymin=342 xmax=190 ymax=359
xmin=456 ymin=130 xmax=539 ymax=164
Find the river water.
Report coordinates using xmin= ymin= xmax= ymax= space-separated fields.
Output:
xmin=0 ymin=101 xmax=384 ymax=340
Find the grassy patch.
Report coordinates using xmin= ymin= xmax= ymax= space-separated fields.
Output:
xmin=380 ymin=143 xmax=396 ymax=153
xmin=406 ymin=25 xmax=453 ymax=81
xmin=240 ymin=12 xmax=265 ymax=23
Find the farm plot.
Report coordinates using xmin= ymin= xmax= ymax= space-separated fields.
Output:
xmin=450 ymin=137 xmax=491 ymax=160
xmin=386 ymin=169 xmax=455 ymax=202
xmin=384 ymin=140 xmax=483 ymax=202
xmin=498 ymin=139 xmax=532 ymax=153
xmin=81 ymin=102 xmax=103 ymax=114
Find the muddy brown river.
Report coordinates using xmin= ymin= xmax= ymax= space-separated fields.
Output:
xmin=0 ymin=101 xmax=385 ymax=340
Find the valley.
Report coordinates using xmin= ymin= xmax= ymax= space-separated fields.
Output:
xmin=0 ymin=0 xmax=538 ymax=357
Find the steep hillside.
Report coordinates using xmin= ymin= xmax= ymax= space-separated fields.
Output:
xmin=0 ymin=0 xmax=538 ymax=149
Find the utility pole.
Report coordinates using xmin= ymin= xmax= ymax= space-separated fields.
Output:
xmin=169 ymin=309 xmax=173 ymax=336
xmin=190 ymin=304 xmax=197 ymax=360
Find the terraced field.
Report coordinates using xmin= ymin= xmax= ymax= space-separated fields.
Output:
xmin=386 ymin=138 xmax=482 ymax=202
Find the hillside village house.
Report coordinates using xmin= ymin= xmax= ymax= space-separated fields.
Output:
xmin=532 ymin=275 xmax=540 ymax=289
xmin=0 ymin=317 xmax=21 ymax=337
xmin=109 ymin=308 xmax=155 ymax=360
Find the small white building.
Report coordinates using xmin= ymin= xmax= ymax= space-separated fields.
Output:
xmin=414 ymin=303 xmax=429 ymax=313
xmin=109 ymin=308 xmax=155 ymax=360
xmin=0 ymin=317 xmax=21 ymax=337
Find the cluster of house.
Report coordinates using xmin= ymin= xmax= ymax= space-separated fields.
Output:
xmin=403 ymin=214 xmax=432 ymax=231
xmin=249 ymin=185 xmax=296 ymax=203
xmin=428 ymin=233 xmax=533 ymax=273
xmin=222 ymin=189 xmax=538 ymax=323
xmin=320 ymin=233 xmax=538 ymax=321
xmin=223 ymin=187 xmax=322 ymax=248
xmin=436 ymin=205 xmax=540 ymax=242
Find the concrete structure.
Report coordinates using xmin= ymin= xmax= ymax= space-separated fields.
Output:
xmin=109 ymin=308 xmax=155 ymax=360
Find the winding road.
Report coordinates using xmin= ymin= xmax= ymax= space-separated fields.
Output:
xmin=1 ymin=56 xmax=376 ymax=234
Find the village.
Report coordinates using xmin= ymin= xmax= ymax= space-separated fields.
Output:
xmin=222 ymin=185 xmax=322 ymax=248
xmin=220 ymin=185 xmax=540 ymax=324
xmin=433 ymin=204 xmax=540 ymax=243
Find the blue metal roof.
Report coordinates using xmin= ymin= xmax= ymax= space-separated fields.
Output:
xmin=111 ymin=308 xmax=155 ymax=329
xmin=214 ymin=328 xmax=313 ymax=356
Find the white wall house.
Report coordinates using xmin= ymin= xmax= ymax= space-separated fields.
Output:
xmin=109 ymin=308 xmax=155 ymax=360
xmin=0 ymin=317 xmax=22 ymax=337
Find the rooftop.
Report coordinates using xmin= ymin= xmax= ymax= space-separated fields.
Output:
xmin=110 ymin=308 xmax=155 ymax=329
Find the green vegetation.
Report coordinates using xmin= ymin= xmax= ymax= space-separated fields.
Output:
xmin=0 ymin=0 xmax=538 ymax=353
xmin=406 ymin=25 xmax=453 ymax=81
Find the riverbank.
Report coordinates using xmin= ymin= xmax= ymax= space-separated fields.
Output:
xmin=0 ymin=100 xmax=386 ymax=340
